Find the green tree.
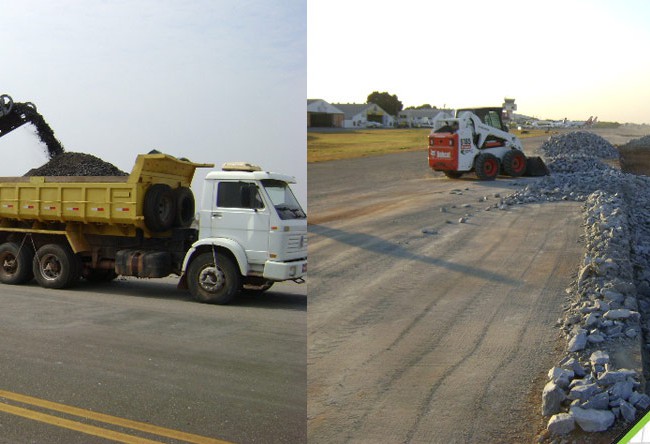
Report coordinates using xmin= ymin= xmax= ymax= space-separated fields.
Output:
xmin=367 ymin=91 xmax=403 ymax=116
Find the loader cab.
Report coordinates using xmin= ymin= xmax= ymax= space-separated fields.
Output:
xmin=456 ymin=107 xmax=509 ymax=132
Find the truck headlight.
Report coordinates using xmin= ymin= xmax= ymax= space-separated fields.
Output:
xmin=289 ymin=266 xmax=296 ymax=277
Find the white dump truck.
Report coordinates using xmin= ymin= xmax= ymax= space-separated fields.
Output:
xmin=0 ymin=153 xmax=307 ymax=304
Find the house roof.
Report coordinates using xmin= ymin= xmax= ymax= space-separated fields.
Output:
xmin=332 ymin=103 xmax=390 ymax=119
xmin=399 ymin=108 xmax=451 ymax=119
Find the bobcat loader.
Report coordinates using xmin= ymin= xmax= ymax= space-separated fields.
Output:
xmin=427 ymin=107 xmax=548 ymax=180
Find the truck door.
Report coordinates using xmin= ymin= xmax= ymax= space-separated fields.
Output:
xmin=212 ymin=181 xmax=270 ymax=264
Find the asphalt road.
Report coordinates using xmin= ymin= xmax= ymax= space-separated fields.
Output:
xmin=307 ymin=135 xmax=587 ymax=443
xmin=0 ymin=278 xmax=306 ymax=443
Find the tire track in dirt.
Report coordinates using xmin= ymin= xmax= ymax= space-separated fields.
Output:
xmin=309 ymin=202 xmax=582 ymax=443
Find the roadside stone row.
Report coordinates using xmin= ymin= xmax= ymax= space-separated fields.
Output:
xmin=493 ymin=131 xmax=650 ymax=437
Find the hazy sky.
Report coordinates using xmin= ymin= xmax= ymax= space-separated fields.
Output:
xmin=308 ymin=0 xmax=650 ymax=124
xmin=2 ymin=0 xmax=306 ymax=205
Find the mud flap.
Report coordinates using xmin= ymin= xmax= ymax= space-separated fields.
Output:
xmin=524 ymin=156 xmax=550 ymax=176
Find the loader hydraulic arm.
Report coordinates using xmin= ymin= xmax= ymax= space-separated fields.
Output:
xmin=0 ymin=94 xmax=64 ymax=157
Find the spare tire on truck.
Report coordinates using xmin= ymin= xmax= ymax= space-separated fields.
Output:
xmin=143 ymin=183 xmax=176 ymax=232
xmin=174 ymin=186 xmax=195 ymax=228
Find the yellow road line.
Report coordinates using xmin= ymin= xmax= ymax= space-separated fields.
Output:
xmin=0 ymin=402 xmax=162 ymax=444
xmin=0 ymin=389 xmax=232 ymax=444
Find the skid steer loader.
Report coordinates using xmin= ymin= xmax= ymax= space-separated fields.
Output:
xmin=427 ymin=107 xmax=548 ymax=180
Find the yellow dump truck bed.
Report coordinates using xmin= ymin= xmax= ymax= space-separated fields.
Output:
xmin=0 ymin=153 xmax=212 ymax=235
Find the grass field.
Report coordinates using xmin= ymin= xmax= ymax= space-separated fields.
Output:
xmin=307 ymin=128 xmax=551 ymax=163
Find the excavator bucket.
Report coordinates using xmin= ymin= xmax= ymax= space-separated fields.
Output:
xmin=524 ymin=156 xmax=550 ymax=176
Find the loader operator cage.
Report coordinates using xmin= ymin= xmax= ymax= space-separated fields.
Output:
xmin=456 ymin=108 xmax=509 ymax=132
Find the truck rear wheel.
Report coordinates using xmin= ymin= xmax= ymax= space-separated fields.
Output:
xmin=0 ymin=242 xmax=34 ymax=284
xmin=144 ymin=183 xmax=176 ymax=232
xmin=502 ymin=150 xmax=527 ymax=177
xmin=33 ymin=244 xmax=80 ymax=289
xmin=475 ymin=153 xmax=500 ymax=180
xmin=187 ymin=252 xmax=241 ymax=304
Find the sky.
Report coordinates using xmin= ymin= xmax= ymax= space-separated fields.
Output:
xmin=1 ymin=0 xmax=306 ymax=205
xmin=308 ymin=0 xmax=650 ymax=124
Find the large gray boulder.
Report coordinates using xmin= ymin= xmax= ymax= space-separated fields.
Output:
xmin=571 ymin=406 xmax=615 ymax=432
xmin=542 ymin=381 xmax=566 ymax=416
xmin=547 ymin=413 xmax=575 ymax=435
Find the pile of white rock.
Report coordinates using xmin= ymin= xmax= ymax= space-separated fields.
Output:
xmin=539 ymin=131 xmax=620 ymax=159
xmin=494 ymin=131 xmax=650 ymax=436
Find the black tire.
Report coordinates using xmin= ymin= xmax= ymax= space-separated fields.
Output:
xmin=502 ymin=150 xmax=527 ymax=177
xmin=143 ymin=184 xmax=176 ymax=232
xmin=33 ymin=243 xmax=80 ymax=289
xmin=187 ymin=252 xmax=241 ymax=304
xmin=174 ymin=186 xmax=195 ymax=228
xmin=475 ymin=153 xmax=500 ymax=180
xmin=443 ymin=171 xmax=464 ymax=179
xmin=0 ymin=242 xmax=34 ymax=285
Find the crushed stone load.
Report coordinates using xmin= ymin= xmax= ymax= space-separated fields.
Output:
xmin=488 ymin=131 xmax=650 ymax=437
xmin=24 ymin=152 xmax=128 ymax=177
xmin=539 ymin=131 xmax=619 ymax=159
xmin=12 ymin=102 xmax=65 ymax=158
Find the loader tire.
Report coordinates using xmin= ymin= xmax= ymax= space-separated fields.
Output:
xmin=443 ymin=171 xmax=464 ymax=179
xmin=475 ymin=153 xmax=499 ymax=180
xmin=0 ymin=242 xmax=34 ymax=285
xmin=144 ymin=184 xmax=176 ymax=232
xmin=174 ymin=186 xmax=195 ymax=228
xmin=33 ymin=243 xmax=80 ymax=289
xmin=187 ymin=252 xmax=241 ymax=305
xmin=502 ymin=150 xmax=527 ymax=177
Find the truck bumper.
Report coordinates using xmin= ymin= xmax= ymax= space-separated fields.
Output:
xmin=263 ymin=259 xmax=307 ymax=281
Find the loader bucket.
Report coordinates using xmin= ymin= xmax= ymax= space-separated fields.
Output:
xmin=524 ymin=156 xmax=550 ymax=176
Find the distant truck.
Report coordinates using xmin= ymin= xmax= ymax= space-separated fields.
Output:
xmin=0 ymin=153 xmax=307 ymax=304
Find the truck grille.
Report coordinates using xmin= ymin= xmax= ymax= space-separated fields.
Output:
xmin=286 ymin=233 xmax=308 ymax=254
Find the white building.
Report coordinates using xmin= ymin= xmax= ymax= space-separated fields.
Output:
xmin=397 ymin=108 xmax=453 ymax=128
xmin=332 ymin=103 xmax=395 ymax=128
xmin=307 ymin=99 xmax=345 ymax=127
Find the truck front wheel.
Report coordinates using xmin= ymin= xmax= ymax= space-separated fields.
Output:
xmin=33 ymin=244 xmax=80 ymax=289
xmin=187 ymin=252 xmax=241 ymax=304
xmin=0 ymin=242 xmax=34 ymax=285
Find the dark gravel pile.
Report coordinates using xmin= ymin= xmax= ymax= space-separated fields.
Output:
xmin=13 ymin=102 xmax=65 ymax=158
xmin=24 ymin=152 xmax=128 ymax=177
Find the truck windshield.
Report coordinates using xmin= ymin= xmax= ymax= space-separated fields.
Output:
xmin=261 ymin=179 xmax=306 ymax=220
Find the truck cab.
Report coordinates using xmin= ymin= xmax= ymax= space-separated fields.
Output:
xmin=183 ymin=163 xmax=307 ymax=304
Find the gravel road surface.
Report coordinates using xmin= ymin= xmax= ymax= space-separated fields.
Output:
xmin=307 ymin=129 xmax=645 ymax=443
